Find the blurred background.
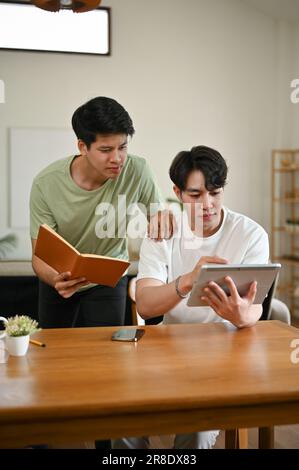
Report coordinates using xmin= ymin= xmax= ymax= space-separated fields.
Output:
xmin=0 ymin=0 xmax=298 ymax=261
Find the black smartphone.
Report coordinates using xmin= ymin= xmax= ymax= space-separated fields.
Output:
xmin=111 ymin=328 xmax=145 ymax=342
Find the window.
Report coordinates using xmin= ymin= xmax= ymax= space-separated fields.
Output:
xmin=0 ymin=2 xmax=110 ymax=55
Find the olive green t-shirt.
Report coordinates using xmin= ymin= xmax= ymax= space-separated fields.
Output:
xmin=30 ymin=154 xmax=164 ymax=261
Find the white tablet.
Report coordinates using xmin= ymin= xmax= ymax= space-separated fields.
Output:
xmin=187 ymin=263 xmax=281 ymax=307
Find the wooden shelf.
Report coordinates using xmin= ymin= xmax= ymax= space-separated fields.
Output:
xmin=274 ymin=256 xmax=299 ymax=266
xmin=273 ymin=227 xmax=299 ymax=234
xmin=272 ymin=150 xmax=299 ymax=316
xmin=274 ymin=198 xmax=299 ymax=203
xmin=273 ymin=167 xmax=299 ymax=172
xmin=276 ymin=284 xmax=299 ymax=297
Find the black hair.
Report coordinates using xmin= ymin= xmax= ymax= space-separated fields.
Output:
xmin=169 ymin=145 xmax=228 ymax=191
xmin=71 ymin=96 xmax=135 ymax=148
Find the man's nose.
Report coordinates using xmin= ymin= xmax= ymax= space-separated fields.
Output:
xmin=202 ymin=194 xmax=212 ymax=209
xmin=109 ymin=150 xmax=121 ymax=163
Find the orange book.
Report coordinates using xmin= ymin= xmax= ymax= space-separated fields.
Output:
xmin=34 ymin=224 xmax=130 ymax=287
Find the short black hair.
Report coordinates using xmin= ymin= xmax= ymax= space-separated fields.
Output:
xmin=169 ymin=145 xmax=228 ymax=191
xmin=72 ymin=96 xmax=135 ymax=148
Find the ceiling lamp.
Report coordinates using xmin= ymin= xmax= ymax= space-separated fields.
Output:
xmin=31 ymin=0 xmax=102 ymax=13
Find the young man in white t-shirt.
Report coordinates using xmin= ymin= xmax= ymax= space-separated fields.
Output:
xmin=113 ymin=145 xmax=269 ymax=450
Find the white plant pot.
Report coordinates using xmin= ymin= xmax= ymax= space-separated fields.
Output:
xmin=6 ymin=334 xmax=30 ymax=357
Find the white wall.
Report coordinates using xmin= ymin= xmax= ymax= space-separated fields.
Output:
xmin=0 ymin=0 xmax=295 ymax=259
xmin=291 ymin=21 xmax=299 ymax=148
xmin=274 ymin=21 xmax=296 ymax=149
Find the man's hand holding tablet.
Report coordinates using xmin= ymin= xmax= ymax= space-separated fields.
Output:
xmin=187 ymin=263 xmax=281 ymax=327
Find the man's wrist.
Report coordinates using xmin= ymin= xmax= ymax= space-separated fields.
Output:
xmin=175 ymin=274 xmax=192 ymax=297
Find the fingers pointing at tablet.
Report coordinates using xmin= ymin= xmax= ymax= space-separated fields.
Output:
xmin=189 ymin=256 xmax=228 ymax=288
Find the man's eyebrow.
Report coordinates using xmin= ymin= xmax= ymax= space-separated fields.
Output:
xmin=185 ymin=188 xmax=201 ymax=193
xmin=186 ymin=187 xmax=222 ymax=193
xmin=98 ymin=140 xmax=128 ymax=150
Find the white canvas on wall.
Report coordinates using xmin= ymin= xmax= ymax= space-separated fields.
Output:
xmin=9 ymin=127 xmax=77 ymax=229
xmin=0 ymin=4 xmax=110 ymax=55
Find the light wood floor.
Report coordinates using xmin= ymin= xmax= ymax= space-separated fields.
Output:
xmin=214 ymin=425 xmax=299 ymax=449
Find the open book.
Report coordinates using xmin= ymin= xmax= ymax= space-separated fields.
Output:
xmin=34 ymin=224 xmax=130 ymax=287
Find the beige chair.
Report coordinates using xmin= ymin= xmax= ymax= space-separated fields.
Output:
xmin=260 ymin=274 xmax=291 ymax=324
xmin=268 ymin=298 xmax=291 ymax=324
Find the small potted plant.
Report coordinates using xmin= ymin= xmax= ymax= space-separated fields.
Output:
xmin=0 ymin=315 xmax=40 ymax=356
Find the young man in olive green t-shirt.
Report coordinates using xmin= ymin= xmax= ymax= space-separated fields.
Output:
xmin=30 ymin=96 xmax=164 ymax=329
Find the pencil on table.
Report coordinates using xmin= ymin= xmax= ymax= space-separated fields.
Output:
xmin=30 ymin=339 xmax=46 ymax=348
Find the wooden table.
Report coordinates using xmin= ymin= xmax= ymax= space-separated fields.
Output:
xmin=0 ymin=320 xmax=299 ymax=448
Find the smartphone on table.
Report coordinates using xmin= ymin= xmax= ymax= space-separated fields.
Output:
xmin=111 ymin=328 xmax=145 ymax=342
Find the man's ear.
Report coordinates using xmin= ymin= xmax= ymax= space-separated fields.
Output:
xmin=78 ymin=139 xmax=88 ymax=156
xmin=173 ymin=185 xmax=182 ymax=201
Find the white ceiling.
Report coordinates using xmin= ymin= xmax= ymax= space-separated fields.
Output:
xmin=1 ymin=0 xmax=299 ymax=22
xmin=242 ymin=0 xmax=299 ymax=22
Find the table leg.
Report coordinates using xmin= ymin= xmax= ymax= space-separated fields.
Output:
xmin=225 ymin=429 xmax=238 ymax=449
xmin=258 ymin=427 xmax=274 ymax=449
xmin=237 ymin=428 xmax=248 ymax=449
xmin=225 ymin=429 xmax=248 ymax=449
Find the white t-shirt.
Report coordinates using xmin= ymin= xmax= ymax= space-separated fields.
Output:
xmin=137 ymin=207 xmax=269 ymax=324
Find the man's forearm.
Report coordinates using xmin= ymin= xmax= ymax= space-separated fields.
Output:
xmin=32 ymin=255 xmax=58 ymax=288
xmin=136 ymin=275 xmax=192 ymax=319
